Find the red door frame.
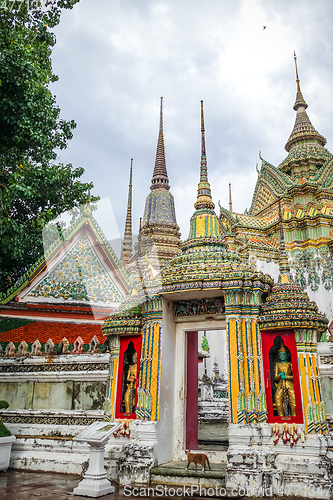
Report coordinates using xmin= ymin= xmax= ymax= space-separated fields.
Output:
xmin=261 ymin=329 xmax=303 ymax=424
xmin=186 ymin=331 xmax=198 ymax=450
xmin=115 ymin=335 xmax=142 ymax=419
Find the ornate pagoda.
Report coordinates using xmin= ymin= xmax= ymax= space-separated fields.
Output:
xmin=140 ymin=97 xmax=182 ymax=264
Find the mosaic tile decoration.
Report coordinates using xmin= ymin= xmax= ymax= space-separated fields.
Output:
xmin=0 ymin=209 xmax=130 ymax=305
xmin=143 ymin=189 xmax=178 ymax=226
xmin=26 ymin=233 xmax=123 ymax=304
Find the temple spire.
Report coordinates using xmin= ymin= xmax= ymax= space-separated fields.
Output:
xmin=293 ymin=50 xmax=308 ymax=111
xmin=284 ymin=52 xmax=326 ymax=154
xmin=150 ymin=97 xmax=170 ymax=191
xmin=185 ymin=100 xmax=223 ymax=247
xmin=194 ymin=101 xmax=215 ymax=210
xmin=279 ymin=53 xmax=330 ymax=175
xmin=200 ymin=100 xmax=208 ymax=182
xmin=121 ymin=159 xmax=133 ymax=265
xmin=141 ymin=98 xmax=181 ymax=263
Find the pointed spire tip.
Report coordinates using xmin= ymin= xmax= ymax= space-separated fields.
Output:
xmin=150 ymin=97 xmax=170 ymax=190
xmin=194 ymin=100 xmax=214 ymax=210
xmin=121 ymin=158 xmax=133 ymax=265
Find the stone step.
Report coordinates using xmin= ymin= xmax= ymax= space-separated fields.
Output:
xmin=150 ymin=461 xmax=226 ymax=488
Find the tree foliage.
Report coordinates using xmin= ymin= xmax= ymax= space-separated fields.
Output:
xmin=0 ymin=0 xmax=98 ymax=294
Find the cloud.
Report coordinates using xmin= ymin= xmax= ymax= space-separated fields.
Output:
xmin=51 ymin=0 xmax=333 ymax=241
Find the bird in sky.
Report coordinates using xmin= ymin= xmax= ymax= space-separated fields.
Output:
xmin=263 ymin=26 xmax=267 ymax=30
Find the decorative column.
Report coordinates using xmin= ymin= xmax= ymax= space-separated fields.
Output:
xmin=295 ymin=328 xmax=328 ymax=434
xmin=104 ymin=335 xmax=119 ymax=422
xmin=225 ymin=281 xmax=269 ymax=425
xmin=136 ymin=296 xmax=163 ymax=421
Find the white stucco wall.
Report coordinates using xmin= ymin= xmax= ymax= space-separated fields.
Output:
xmin=155 ymin=298 xmax=177 ymax=464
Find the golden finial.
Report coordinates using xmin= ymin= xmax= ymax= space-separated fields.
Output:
xmin=294 ymin=50 xmax=300 ymax=92
xmin=88 ymin=188 xmax=91 ymax=203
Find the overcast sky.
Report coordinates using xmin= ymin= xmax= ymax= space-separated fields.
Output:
xmin=51 ymin=0 xmax=333 ymax=244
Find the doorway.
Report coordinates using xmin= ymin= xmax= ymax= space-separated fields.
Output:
xmin=186 ymin=330 xmax=229 ymax=451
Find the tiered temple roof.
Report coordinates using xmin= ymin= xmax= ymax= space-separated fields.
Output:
xmin=218 ymin=55 xmax=333 ymax=268
xmin=279 ymin=52 xmax=331 ymax=178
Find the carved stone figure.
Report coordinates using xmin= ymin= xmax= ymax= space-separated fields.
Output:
xmin=58 ymin=337 xmax=69 ymax=354
xmin=72 ymin=336 xmax=85 ymax=354
xmin=5 ymin=342 xmax=16 ymax=357
xmin=123 ymin=351 xmax=138 ymax=414
xmin=173 ymin=297 xmax=225 ymax=317
xmin=274 ymin=344 xmax=296 ymax=417
xmin=45 ymin=338 xmax=55 ymax=355
xmin=18 ymin=340 xmax=29 ymax=356
xmin=31 ymin=339 xmax=42 ymax=356
xmin=88 ymin=335 xmax=100 ymax=354
xmin=214 ymin=298 xmax=224 ymax=314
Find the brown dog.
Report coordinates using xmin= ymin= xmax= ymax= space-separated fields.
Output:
xmin=185 ymin=450 xmax=211 ymax=470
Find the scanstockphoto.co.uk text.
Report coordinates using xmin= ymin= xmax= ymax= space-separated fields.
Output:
xmin=123 ymin=484 xmax=272 ymax=497
xmin=123 ymin=484 xmax=332 ymax=498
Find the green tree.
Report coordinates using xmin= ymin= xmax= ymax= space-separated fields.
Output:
xmin=0 ymin=0 xmax=98 ymax=294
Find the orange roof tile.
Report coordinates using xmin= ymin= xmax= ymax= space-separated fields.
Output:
xmin=0 ymin=322 xmax=104 ymax=345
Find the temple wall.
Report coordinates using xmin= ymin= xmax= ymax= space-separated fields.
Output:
xmin=0 ymin=353 xmax=111 ymax=475
xmin=321 ymin=376 xmax=333 ymax=414
xmin=305 ymin=281 xmax=333 ymax=327
xmin=0 ymin=353 xmax=109 ymax=412
xmin=319 ymin=359 xmax=333 ymax=418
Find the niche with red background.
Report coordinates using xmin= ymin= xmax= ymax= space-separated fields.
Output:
xmin=261 ymin=330 xmax=303 ymax=424
xmin=115 ymin=335 xmax=141 ymax=419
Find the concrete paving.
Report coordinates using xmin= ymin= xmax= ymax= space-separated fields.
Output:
xmin=0 ymin=469 xmax=310 ymax=500
xmin=0 ymin=470 xmax=115 ymax=500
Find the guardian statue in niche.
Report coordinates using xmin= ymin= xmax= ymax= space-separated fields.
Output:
xmin=123 ymin=349 xmax=138 ymax=414
xmin=274 ymin=343 xmax=296 ymax=417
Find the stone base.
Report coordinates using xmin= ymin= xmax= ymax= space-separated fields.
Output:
xmin=226 ymin=424 xmax=333 ymax=499
xmin=4 ymin=416 xmax=158 ymax=485
xmin=74 ymin=473 xmax=114 ymax=497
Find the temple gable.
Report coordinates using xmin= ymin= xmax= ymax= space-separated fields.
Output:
xmin=23 ymin=232 xmax=124 ymax=305
xmin=249 ymin=161 xmax=292 ymax=216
